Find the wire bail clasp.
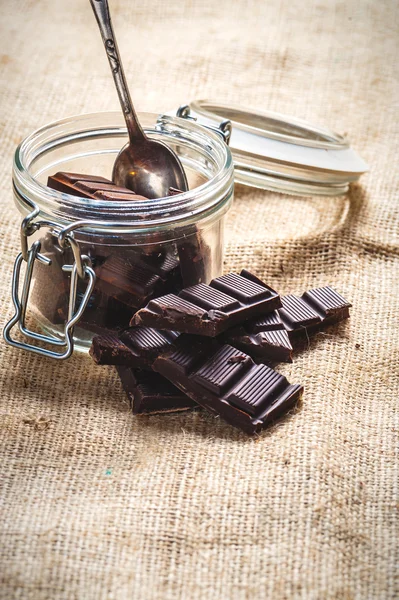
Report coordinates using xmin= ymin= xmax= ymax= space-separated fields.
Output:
xmin=3 ymin=214 xmax=96 ymax=360
xmin=176 ymin=104 xmax=232 ymax=145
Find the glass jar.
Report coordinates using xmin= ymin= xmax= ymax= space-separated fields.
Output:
xmin=7 ymin=111 xmax=234 ymax=357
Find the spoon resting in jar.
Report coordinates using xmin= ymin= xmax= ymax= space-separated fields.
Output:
xmin=90 ymin=0 xmax=188 ymax=198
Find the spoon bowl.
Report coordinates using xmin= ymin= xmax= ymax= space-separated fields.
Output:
xmin=113 ymin=137 xmax=188 ymax=199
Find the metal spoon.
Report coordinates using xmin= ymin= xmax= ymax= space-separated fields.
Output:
xmin=90 ymin=0 xmax=188 ymax=198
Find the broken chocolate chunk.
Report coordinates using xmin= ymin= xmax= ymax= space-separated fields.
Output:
xmin=223 ymin=287 xmax=351 ymax=361
xmin=176 ymin=229 xmax=211 ymax=287
xmin=89 ymin=333 xmax=138 ymax=365
xmin=132 ymin=270 xmax=281 ymax=336
xmin=153 ymin=337 xmax=303 ymax=434
xmin=94 ymin=251 xmax=181 ymax=309
xmin=47 ymin=171 xmax=143 ymax=201
xmin=223 ymin=311 xmax=293 ymax=363
xmin=279 ymin=287 xmax=351 ymax=337
xmin=116 ymin=367 xmax=196 ymax=414
xmin=89 ymin=326 xmax=179 ymax=369
xmin=118 ymin=327 xmax=180 ymax=369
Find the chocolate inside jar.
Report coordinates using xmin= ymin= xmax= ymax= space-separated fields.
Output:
xmin=29 ymin=174 xmax=214 ymax=343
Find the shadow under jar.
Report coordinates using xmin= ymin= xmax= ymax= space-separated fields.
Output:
xmin=12 ymin=112 xmax=234 ymax=352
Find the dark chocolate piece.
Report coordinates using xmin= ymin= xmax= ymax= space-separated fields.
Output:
xmin=138 ymin=251 xmax=181 ymax=279
xmin=224 ymin=287 xmax=351 ymax=361
xmin=116 ymin=367 xmax=196 ymax=414
xmin=279 ymin=287 xmax=351 ymax=337
xmin=248 ymin=310 xmax=283 ymax=332
xmin=176 ymin=230 xmax=211 ymax=287
xmin=223 ymin=311 xmax=293 ymax=363
xmin=74 ymin=180 xmax=139 ymax=197
xmin=96 ymin=256 xmax=163 ymax=308
xmin=302 ymin=287 xmax=351 ymax=322
xmin=95 ymin=252 xmax=180 ymax=309
xmin=132 ymin=270 xmax=281 ymax=336
xmin=153 ymin=337 xmax=303 ymax=434
xmin=35 ymin=176 xmax=195 ymax=335
xmin=89 ymin=333 xmax=138 ymax=365
xmin=119 ymin=327 xmax=180 ymax=369
xmin=89 ymin=326 xmax=179 ymax=368
xmin=47 ymin=172 xmax=112 ymax=196
xmin=47 ymin=171 xmax=142 ymax=201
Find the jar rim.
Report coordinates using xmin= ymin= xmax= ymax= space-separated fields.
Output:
xmin=13 ymin=111 xmax=234 ymax=233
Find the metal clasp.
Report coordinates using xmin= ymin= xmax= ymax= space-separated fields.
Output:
xmin=176 ymin=104 xmax=232 ymax=145
xmin=3 ymin=208 xmax=96 ymax=359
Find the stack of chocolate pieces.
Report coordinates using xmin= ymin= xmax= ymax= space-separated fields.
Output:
xmin=47 ymin=172 xmax=351 ymax=433
xmin=89 ymin=270 xmax=351 ymax=434
xmin=43 ymin=172 xmax=211 ymax=335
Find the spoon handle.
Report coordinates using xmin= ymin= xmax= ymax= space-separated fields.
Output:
xmin=90 ymin=0 xmax=145 ymax=142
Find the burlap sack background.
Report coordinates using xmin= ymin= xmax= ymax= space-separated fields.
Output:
xmin=1 ymin=0 xmax=398 ymax=598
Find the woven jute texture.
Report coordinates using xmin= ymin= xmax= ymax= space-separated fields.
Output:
xmin=1 ymin=0 xmax=398 ymax=598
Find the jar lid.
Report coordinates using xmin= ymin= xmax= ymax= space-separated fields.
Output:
xmin=176 ymin=99 xmax=368 ymax=197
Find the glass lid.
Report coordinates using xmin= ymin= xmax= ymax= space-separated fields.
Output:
xmin=179 ymin=99 xmax=369 ymax=197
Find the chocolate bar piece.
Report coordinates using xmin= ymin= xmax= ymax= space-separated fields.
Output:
xmin=47 ymin=172 xmax=112 ymax=196
xmin=223 ymin=311 xmax=293 ymax=363
xmin=37 ymin=233 xmax=183 ymax=334
xmin=35 ymin=175 xmax=207 ymax=335
xmin=116 ymin=367 xmax=196 ymax=414
xmin=95 ymin=251 xmax=181 ymax=309
xmin=153 ymin=337 xmax=303 ymax=434
xmin=132 ymin=270 xmax=281 ymax=336
xmin=176 ymin=229 xmax=211 ymax=287
xmin=279 ymin=287 xmax=351 ymax=337
xmin=223 ymin=287 xmax=351 ymax=362
xmin=119 ymin=327 xmax=180 ymax=368
xmin=247 ymin=310 xmax=284 ymax=332
xmin=89 ymin=333 xmax=138 ymax=365
xmin=47 ymin=171 xmax=148 ymax=201
xmin=90 ymin=327 xmax=179 ymax=368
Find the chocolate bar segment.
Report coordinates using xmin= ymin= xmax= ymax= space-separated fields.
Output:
xmin=223 ymin=313 xmax=293 ymax=363
xmin=279 ymin=287 xmax=351 ymax=337
xmin=47 ymin=171 xmax=144 ymax=201
xmin=96 ymin=256 xmax=162 ymax=308
xmin=302 ymin=287 xmax=351 ymax=321
xmin=116 ymin=367 xmax=196 ymax=414
xmin=176 ymin=230 xmax=211 ymax=287
xmin=74 ymin=181 xmax=139 ymax=197
xmin=47 ymin=172 xmax=112 ymax=197
xmin=154 ymin=338 xmax=303 ymax=434
xmin=132 ymin=270 xmax=281 ymax=336
xmin=279 ymin=295 xmax=321 ymax=333
xmin=119 ymin=327 xmax=179 ymax=369
xmin=250 ymin=311 xmax=284 ymax=332
xmin=95 ymin=251 xmax=181 ymax=309
xmin=89 ymin=327 xmax=179 ymax=368
xmin=89 ymin=333 xmax=138 ymax=365
xmin=224 ymin=287 xmax=350 ymax=362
